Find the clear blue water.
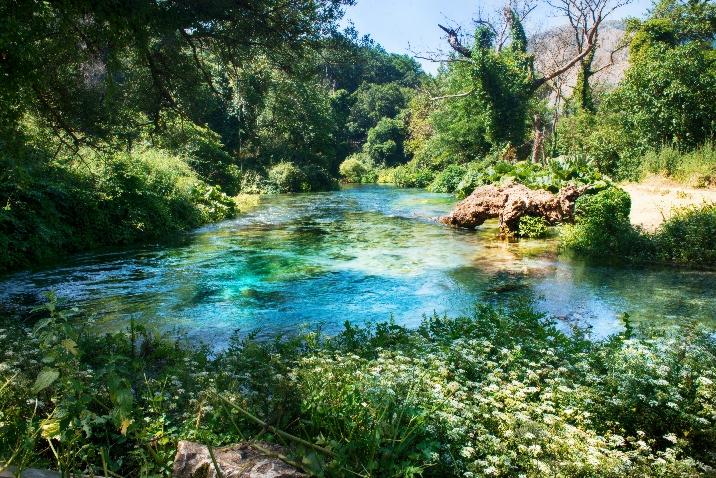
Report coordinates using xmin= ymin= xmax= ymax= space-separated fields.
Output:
xmin=1 ymin=185 xmax=714 ymax=346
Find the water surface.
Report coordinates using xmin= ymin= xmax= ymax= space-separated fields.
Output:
xmin=1 ymin=185 xmax=714 ymax=345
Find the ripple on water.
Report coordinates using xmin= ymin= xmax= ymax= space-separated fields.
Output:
xmin=0 ymin=184 xmax=714 ymax=347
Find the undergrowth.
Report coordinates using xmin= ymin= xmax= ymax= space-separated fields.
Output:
xmin=1 ymin=296 xmax=714 ymax=477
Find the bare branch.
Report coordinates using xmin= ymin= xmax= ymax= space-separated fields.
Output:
xmin=438 ymin=24 xmax=473 ymax=58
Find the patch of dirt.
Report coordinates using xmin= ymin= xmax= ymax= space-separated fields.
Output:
xmin=622 ymin=177 xmax=716 ymax=231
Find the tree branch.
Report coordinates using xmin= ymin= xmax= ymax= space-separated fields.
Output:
xmin=438 ymin=24 xmax=473 ymax=58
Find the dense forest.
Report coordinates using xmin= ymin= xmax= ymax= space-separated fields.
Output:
xmin=1 ymin=0 xmax=716 ymax=477
xmin=2 ymin=0 xmax=714 ymax=272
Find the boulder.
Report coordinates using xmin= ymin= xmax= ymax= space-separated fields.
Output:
xmin=440 ymin=182 xmax=588 ymax=233
xmin=172 ymin=440 xmax=305 ymax=478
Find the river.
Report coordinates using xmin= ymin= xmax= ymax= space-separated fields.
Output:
xmin=1 ymin=185 xmax=714 ymax=345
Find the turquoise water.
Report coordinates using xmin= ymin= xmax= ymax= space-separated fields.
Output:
xmin=1 ymin=185 xmax=714 ymax=345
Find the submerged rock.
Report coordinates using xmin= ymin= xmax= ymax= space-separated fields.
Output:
xmin=172 ymin=440 xmax=305 ymax=478
xmin=440 ymin=182 xmax=589 ymax=233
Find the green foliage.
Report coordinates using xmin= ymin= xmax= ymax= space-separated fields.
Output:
xmin=518 ymin=215 xmax=549 ymax=238
xmin=640 ymin=142 xmax=716 ymax=187
xmin=378 ymin=164 xmax=435 ymax=188
xmin=339 ymin=153 xmax=378 ymax=183
xmin=452 ymin=155 xmax=604 ymax=198
xmin=562 ymin=188 xmax=716 ymax=266
xmin=427 ymin=164 xmax=468 ymax=193
xmin=364 ymin=117 xmax=408 ymax=166
xmin=0 ymin=145 xmax=236 ymax=273
xmin=609 ymin=41 xmax=715 ymax=150
xmin=1 ymin=299 xmax=714 ymax=476
xmin=267 ymin=162 xmax=338 ymax=193
xmin=346 ymin=82 xmax=412 ymax=143
xmin=556 ymin=112 xmax=641 ymax=180
xmin=652 ymin=204 xmax=716 ymax=265
xmin=561 ymin=187 xmax=651 ymax=260
xmin=268 ymin=162 xmax=311 ymax=193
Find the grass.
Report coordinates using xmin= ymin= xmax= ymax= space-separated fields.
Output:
xmin=1 ymin=295 xmax=714 ymax=477
xmin=640 ymin=143 xmax=716 ymax=188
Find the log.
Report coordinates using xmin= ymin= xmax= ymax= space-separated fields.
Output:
xmin=440 ymin=182 xmax=588 ymax=233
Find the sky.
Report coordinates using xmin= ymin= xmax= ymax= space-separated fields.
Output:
xmin=340 ymin=0 xmax=654 ymax=74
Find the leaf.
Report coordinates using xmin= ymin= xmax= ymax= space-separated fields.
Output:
xmin=61 ymin=338 xmax=78 ymax=356
xmin=33 ymin=368 xmax=59 ymax=393
xmin=120 ymin=418 xmax=133 ymax=435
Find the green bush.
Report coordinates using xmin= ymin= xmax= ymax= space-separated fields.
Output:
xmin=1 ymin=299 xmax=713 ymax=476
xmin=364 ymin=117 xmax=408 ymax=166
xmin=518 ymin=215 xmax=549 ymax=238
xmin=562 ymin=188 xmax=716 ymax=267
xmin=653 ymin=204 xmax=716 ymax=265
xmin=427 ymin=164 xmax=467 ymax=193
xmin=300 ymin=164 xmax=340 ymax=191
xmin=378 ymin=163 xmax=434 ymax=188
xmin=339 ymin=153 xmax=377 ymax=183
xmin=266 ymin=162 xmax=339 ymax=193
xmin=267 ymin=162 xmax=310 ymax=193
xmin=561 ymin=187 xmax=652 ymax=261
xmin=0 ymin=146 xmax=236 ymax=272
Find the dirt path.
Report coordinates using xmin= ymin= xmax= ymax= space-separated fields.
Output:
xmin=622 ymin=177 xmax=716 ymax=231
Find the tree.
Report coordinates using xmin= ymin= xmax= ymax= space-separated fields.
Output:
xmin=0 ymin=0 xmax=350 ymax=150
xmin=346 ymin=82 xmax=412 ymax=143
xmin=435 ymin=0 xmax=628 ymax=162
xmin=608 ymin=0 xmax=716 ymax=148
xmin=364 ymin=117 xmax=408 ymax=166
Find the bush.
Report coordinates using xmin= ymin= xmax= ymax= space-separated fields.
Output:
xmin=518 ymin=215 xmax=549 ymax=238
xmin=427 ymin=164 xmax=467 ymax=193
xmin=267 ymin=162 xmax=310 ymax=193
xmin=300 ymin=164 xmax=340 ymax=191
xmin=339 ymin=153 xmax=377 ymax=183
xmin=0 ymin=146 xmax=236 ymax=272
xmin=378 ymin=163 xmax=434 ymax=188
xmin=653 ymin=204 xmax=716 ymax=265
xmin=561 ymin=188 xmax=716 ymax=267
xmin=561 ymin=187 xmax=652 ymax=261
xmin=1 ymin=299 xmax=713 ymax=476
xmin=364 ymin=117 xmax=408 ymax=166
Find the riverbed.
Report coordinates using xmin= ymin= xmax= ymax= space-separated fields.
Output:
xmin=1 ymin=185 xmax=714 ymax=345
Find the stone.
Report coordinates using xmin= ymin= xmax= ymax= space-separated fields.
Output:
xmin=440 ymin=182 xmax=589 ymax=233
xmin=172 ymin=441 xmax=306 ymax=478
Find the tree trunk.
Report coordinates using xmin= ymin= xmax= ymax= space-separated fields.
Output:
xmin=531 ymin=113 xmax=544 ymax=164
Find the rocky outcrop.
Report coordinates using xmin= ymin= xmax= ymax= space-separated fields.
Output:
xmin=440 ymin=182 xmax=588 ymax=232
xmin=172 ymin=441 xmax=305 ymax=478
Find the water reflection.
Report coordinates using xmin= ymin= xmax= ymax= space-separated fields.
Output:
xmin=0 ymin=184 xmax=714 ymax=346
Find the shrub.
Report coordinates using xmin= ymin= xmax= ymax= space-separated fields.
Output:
xmin=518 ymin=215 xmax=549 ymax=238
xmin=0 ymin=146 xmax=236 ymax=272
xmin=268 ymin=162 xmax=310 ymax=193
xmin=364 ymin=117 xmax=408 ymax=166
xmin=561 ymin=187 xmax=652 ymax=261
xmin=653 ymin=204 xmax=716 ymax=265
xmin=641 ymin=143 xmax=716 ymax=187
xmin=300 ymin=164 xmax=340 ymax=191
xmin=378 ymin=163 xmax=434 ymax=188
xmin=339 ymin=153 xmax=377 ymax=183
xmin=427 ymin=164 xmax=467 ymax=193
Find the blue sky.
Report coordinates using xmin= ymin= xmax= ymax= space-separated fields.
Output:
xmin=340 ymin=0 xmax=654 ymax=74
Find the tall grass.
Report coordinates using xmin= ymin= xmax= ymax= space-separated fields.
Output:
xmin=640 ymin=142 xmax=716 ymax=187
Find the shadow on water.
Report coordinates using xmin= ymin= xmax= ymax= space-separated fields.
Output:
xmin=1 ymin=184 xmax=714 ymax=347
